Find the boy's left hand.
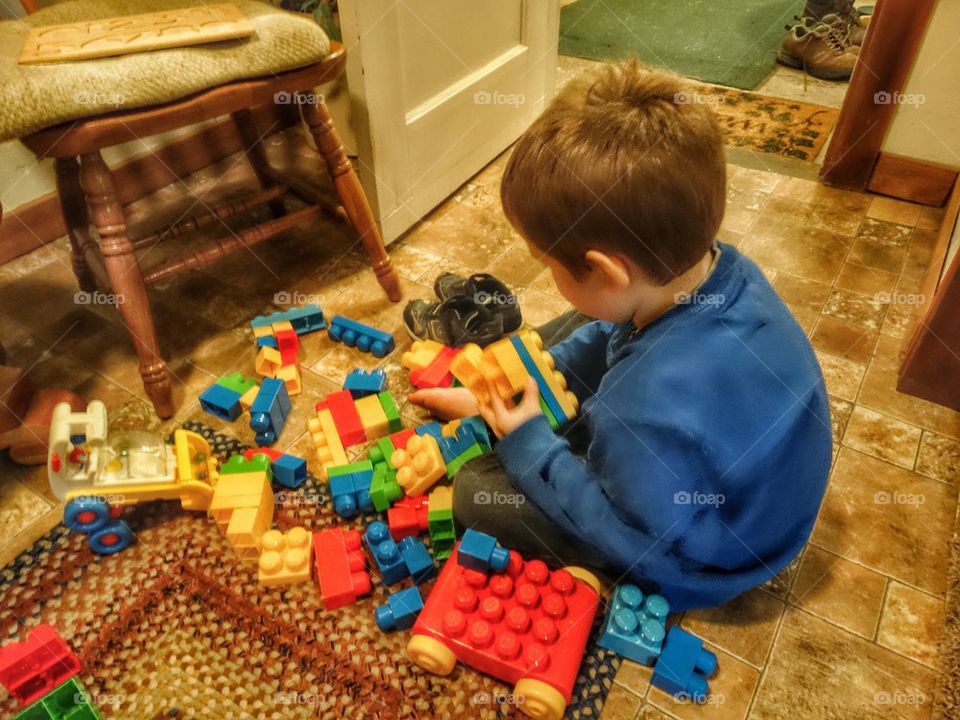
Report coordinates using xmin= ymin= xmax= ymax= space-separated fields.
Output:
xmin=479 ymin=378 xmax=543 ymax=438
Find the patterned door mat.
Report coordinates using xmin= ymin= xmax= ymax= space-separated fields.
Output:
xmin=0 ymin=423 xmax=621 ymax=719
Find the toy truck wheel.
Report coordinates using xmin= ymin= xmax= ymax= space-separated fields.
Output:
xmin=88 ymin=519 xmax=134 ymax=554
xmin=407 ymin=635 xmax=457 ymax=675
xmin=64 ymin=496 xmax=110 ymax=534
xmin=514 ymin=679 xmax=566 ymax=720
xmin=563 ymin=566 xmax=603 ymax=595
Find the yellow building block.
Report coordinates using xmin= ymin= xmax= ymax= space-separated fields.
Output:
xmin=515 ymin=330 xmax=579 ymax=420
xmin=441 ymin=419 xmax=461 ymax=438
xmin=208 ymin=472 xmax=272 ymax=529
xmin=255 ymin=346 xmax=282 ymax=377
xmin=354 ymin=394 xmax=389 ymax=439
xmin=271 ymin=320 xmax=294 ymax=335
xmin=428 ymin=485 xmax=453 ymax=515
xmin=253 ymin=325 xmax=274 ymax=339
xmin=449 ymin=343 xmax=492 ymax=405
xmin=276 ymin=364 xmax=302 ymax=396
xmin=400 ymin=339 xmax=445 ymax=373
xmin=391 ymin=434 xmax=446 ymax=497
xmin=258 ymin=527 xmax=312 ymax=586
xmin=307 ymin=408 xmax=348 ymax=479
xmin=482 ymin=338 xmax=528 ymax=404
xmin=226 ymin=505 xmax=270 ymax=556
xmin=239 ymin=384 xmax=260 ymax=412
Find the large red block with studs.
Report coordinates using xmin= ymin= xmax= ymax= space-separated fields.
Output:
xmin=0 ymin=624 xmax=81 ymax=707
xmin=313 ymin=527 xmax=372 ymax=609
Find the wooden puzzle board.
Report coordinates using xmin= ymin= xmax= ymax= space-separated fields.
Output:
xmin=18 ymin=3 xmax=254 ymax=65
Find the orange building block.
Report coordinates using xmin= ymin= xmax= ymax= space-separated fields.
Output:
xmin=276 ymin=364 xmax=302 ymax=396
xmin=255 ymin=346 xmax=282 ymax=377
xmin=391 ymin=434 xmax=446 ymax=497
xmin=354 ymin=393 xmax=389 ymax=439
xmin=449 ymin=343 xmax=493 ymax=406
xmin=482 ymin=337 xmax=528 ymax=402
xmin=307 ymin=408 xmax=348 ymax=478
xmin=239 ymin=384 xmax=260 ymax=411
xmin=226 ymin=505 xmax=271 ymax=560
xmin=400 ymin=339 xmax=445 ymax=373
xmin=259 ymin=527 xmax=313 ymax=586
xmin=208 ymin=471 xmax=273 ymax=530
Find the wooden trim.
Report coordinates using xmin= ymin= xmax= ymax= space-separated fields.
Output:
xmin=820 ymin=0 xmax=937 ymax=190
xmin=0 ymin=103 xmax=299 ymax=266
xmin=898 ymin=179 xmax=960 ymax=409
xmin=867 ymin=152 xmax=958 ymax=207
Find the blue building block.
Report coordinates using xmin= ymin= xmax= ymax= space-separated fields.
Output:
xmin=459 ymin=415 xmax=491 ymax=451
xmin=328 ymin=316 xmax=395 ymax=358
xmin=343 ymin=368 xmax=387 ymax=398
xmin=414 ymin=421 xmax=444 ymax=442
xmin=375 ymin=586 xmax=424 ymax=631
xmin=251 ymin=303 xmax=326 ymax=334
xmin=437 ymin=429 xmax=478 ymax=464
xmin=199 ymin=383 xmax=243 ymax=422
xmin=598 ymin=584 xmax=669 ymax=665
xmin=457 ymin=528 xmax=510 ymax=574
xmin=249 ymin=378 xmax=291 ymax=446
xmin=651 ymin=627 xmax=718 ymax=703
xmin=328 ymin=461 xmax=375 ymax=518
xmin=398 ymin=536 xmax=437 ymax=584
xmin=256 ymin=335 xmax=278 ymax=349
xmin=509 ymin=335 xmax=570 ymax=425
xmin=364 ymin=521 xmax=410 ymax=585
xmin=272 ymin=454 xmax=307 ymax=489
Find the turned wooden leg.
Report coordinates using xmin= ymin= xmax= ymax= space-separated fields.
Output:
xmin=297 ymin=91 xmax=402 ymax=303
xmin=55 ymin=157 xmax=97 ymax=293
xmin=79 ymin=151 xmax=174 ymax=419
xmin=232 ymin=109 xmax=287 ymax=219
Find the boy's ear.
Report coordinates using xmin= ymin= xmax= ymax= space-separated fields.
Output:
xmin=584 ymin=249 xmax=631 ymax=289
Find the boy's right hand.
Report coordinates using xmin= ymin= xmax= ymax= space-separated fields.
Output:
xmin=407 ymin=387 xmax=480 ymax=421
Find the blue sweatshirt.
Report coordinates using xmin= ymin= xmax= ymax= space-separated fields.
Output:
xmin=496 ymin=243 xmax=832 ymax=610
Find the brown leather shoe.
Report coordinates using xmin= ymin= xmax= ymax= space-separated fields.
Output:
xmin=777 ymin=23 xmax=859 ymax=80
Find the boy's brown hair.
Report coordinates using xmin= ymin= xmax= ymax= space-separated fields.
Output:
xmin=501 ymin=60 xmax=726 ymax=285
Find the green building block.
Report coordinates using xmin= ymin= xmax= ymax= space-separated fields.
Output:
xmin=377 ymin=391 xmax=403 ymax=433
xmin=216 ymin=372 xmax=257 ymax=395
xmin=539 ymin=396 xmax=559 ymax=430
xmin=220 ymin=453 xmax=272 ymax=480
xmin=444 ymin=443 xmax=484 ymax=479
xmin=14 ymin=678 xmax=103 ymax=720
xmin=429 ymin=516 xmax=456 ymax=560
xmin=368 ymin=436 xmax=396 ymax=466
xmin=327 ymin=460 xmax=374 ymax=479
xmin=370 ymin=463 xmax=402 ymax=511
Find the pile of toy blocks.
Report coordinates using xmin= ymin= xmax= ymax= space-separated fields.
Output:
xmin=208 ymin=454 xmax=275 ymax=561
xmin=598 ymin=583 xmax=718 ymax=702
xmin=0 ymin=624 xmax=102 ymax=720
xmin=400 ymin=339 xmax=461 ymax=389
xmin=450 ymin=330 xmax=579 ymax=429
xmin=252 ymin=304 xmax=326 ymax=396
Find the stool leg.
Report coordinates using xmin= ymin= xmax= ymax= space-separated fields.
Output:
xmin=79 ymin=151 xmax=173 ymax=419
xmin=297 ymin=91 xmax=402 ymax=303
xmin=55 ymin=157 xmax=97 ymax=293
xmin=232 ymin=109 xmax=287 ymax=219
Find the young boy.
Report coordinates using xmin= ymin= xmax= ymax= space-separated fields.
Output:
xmin=409 ymin=61 xmax=832 ymax=611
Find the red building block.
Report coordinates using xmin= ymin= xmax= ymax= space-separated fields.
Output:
xmin=407 ymin=546 xmax=601 ymax=720
xmin=0 ymin=624 xmax=81 ymax=707
xmin=243 ymin=447 xmax=283 ymax=462
xmin=275 ymin=327 xmax=300 ymax=366
xmin=389 ymin=428 xmax=416 ymax=450
xmin=410 ymin=346 xmax=460 ymax=389
xmin=387 ymin=495 xmax=430 ymax=541
xmin=313 ymin=527 xmax=373 ymax=609
xmin=315 ymin=390 xmax=366 ymax=447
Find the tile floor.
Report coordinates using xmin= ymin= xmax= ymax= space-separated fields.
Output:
xmin=1 ymin=56 xmax=954 ymax=720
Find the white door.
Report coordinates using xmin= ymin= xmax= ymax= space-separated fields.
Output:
xmin=339 ymin=0 xmax=560 ymax=243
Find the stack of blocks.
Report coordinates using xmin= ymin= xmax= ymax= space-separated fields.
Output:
xmin=427 ymin=486 xmax=455 ymax=559
xmin=252 ymin=304 xmax=325 ymax=396
xmin=390 ymin=434 xmax=446 ymax=497
xmin=367 ymin=434 xmax=405 ymax=511
xmin=249 ymin=377 xmax=292 ymax=446
xmin=363 ymin=521 xmax=437 ymax=586
xmin=208 ymin=455 xmax=274 ymax=560
xmin=199 ymin=372 xmax=259 ymax=422
xmin=308 ymin=389 xmax=402 ymax=479
xmin=328 ymin=461 xmax=375 ymax=518
xmin=450 ymin=330 xmax=579 ymax=427
xmin=242 ymin=447 xmax=307 ymax=490
xmin=343 ymin=368 xmax=387 ymax=398
xmin=0 ymin=624 xmax=102 ymax=720
xmin=312 ymin=527 xmax=372 ymax=609
xmin=387 ymin=494 xmax=430 ymax=541
xmin=328 ymin=316 xmax=395 ymax=358
xmin=401 ymin=339 xmax=460 ymax=389
xmin=437 ymin=416 xmax=491 ymax=478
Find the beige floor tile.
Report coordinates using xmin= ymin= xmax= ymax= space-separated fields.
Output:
xmin=788 ymin=545 xmax=887 ymax=639
xmin=720 ymin=206 xmax=760 ymax=234
xmin=847 ymin=237 xmax=908 ymax=275
xmin=812 ymin=447 xmax=954 ymax=596
xmin=807 ymin=206 xmax=864 ymax=238
xmin=406 ymin=202 xmax=520 ymax=268
xmin=867 ymin=196 xmax=923 ymax=227
xmin=486 ymin=241 xmax=546 ymax=290
xmin=0 ymin=504 xmax=62 ymax=569
xmin=517 ymin=289 xmax=570 ymax=328
xmin=914 ymin=430 xmax=960 ymax=484
xmin=772 ymin=273 xmax=833 ymax=315
xmin=615 ymin=659 xmax=654 ymax=697
xmin=841 ymin=405 xmax=922 ymax=469
xmin=821 ymin=288 xmax=887 ymax=332
xmin=814 ymin=351 xmax=865 ymax=403
xmin=877 ymin=582 xmax=945 ymax=668
xmin=828 ymin=396 xmax=854 ymax=440
xmin=740 ymin=225 xmax=846 ymax=284
xmin=680 ymin=589 xmax=784 ymax=668
xmin=599 ymin=685 xmax=643 ymax=720
xmin=751 ymin=608 xmax=934 ymax=719
xmin=834 ymin=263 xmax=898 ymax=297
xmin=916 ymin=205 xmax=945 ymax=231
xmin=880 ymin=300 xmax=919 ymax=339
xmin=647 ymin=645 xmax=759 ymax=720
xmin=0 ymin=479 xmax=53 ymax=539
xmin=810 ymin=316 xmax=878 ymax=365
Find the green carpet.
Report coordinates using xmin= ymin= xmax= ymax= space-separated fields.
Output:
xmin=559 ymin=0 xmax=801 ymax=90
